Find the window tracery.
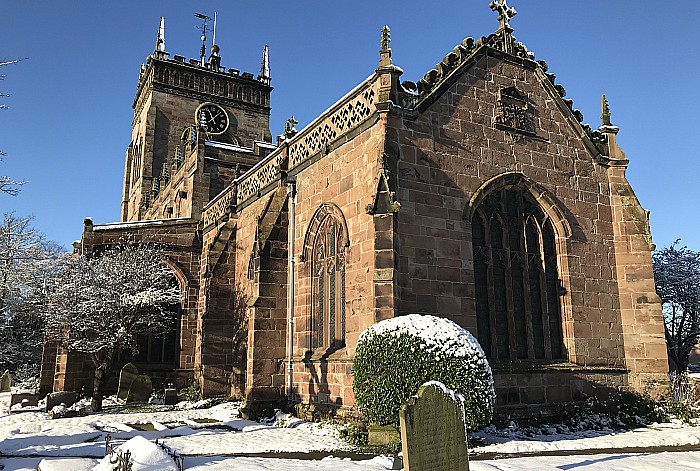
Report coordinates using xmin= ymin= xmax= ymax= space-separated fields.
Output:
xmin=472 ymin=186 xmax=563 ymax=361
xmin=305 ymin=204 xmax=349 ymax=350
xmin=312 ymin=216 xmax=346 ymax=349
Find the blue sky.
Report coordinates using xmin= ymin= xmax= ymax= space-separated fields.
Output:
xmin=1 ymin=1 xmax=698 ymax=251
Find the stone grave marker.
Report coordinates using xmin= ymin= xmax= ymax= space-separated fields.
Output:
xmin=399 ymin=381 xmax=469 ymax=471
xmin=45 ymin=391 xmax=78 ymax=410
xmin=117 ymin=363 xmax=139 ymax=400
xmin=11 ymin=392 xmax=39 ymax=408
xmin=164 ymin=387 xmax=178 ymax=405
xmin=126 ymin=374 xmax=152 ymax=403
xmin=0 ymin=370 xmax=12 ymax=392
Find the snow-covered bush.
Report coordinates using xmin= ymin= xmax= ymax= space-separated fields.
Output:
xmin=353 ymin=314 xmax=495 ymax=430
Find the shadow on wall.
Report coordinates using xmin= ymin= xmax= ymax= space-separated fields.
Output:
xmin=300 ymin=349 xmax=344 ymax=412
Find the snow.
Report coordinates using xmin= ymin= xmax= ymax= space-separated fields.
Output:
xmin=360 ymin=314 xmax=490 ymax=367
xmin=3 ymin=394 xmax=700 ymax=470
xmin=94 ymin=436 xmax=176 ymax=471
xmin=36 ymin=458 xmax=99 ymax=471
xmin=472 ymin=420 xmax=700 ymax=456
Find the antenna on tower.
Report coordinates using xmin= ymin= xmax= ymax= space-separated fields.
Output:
xmin=195 ymin=12 xmax=212 ymax=66
xmin=212 ymin=12 xmax=217 ymax=48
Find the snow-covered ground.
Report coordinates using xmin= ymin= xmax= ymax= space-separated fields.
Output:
xmin=2 ymin=392 xmax=700 ymax=470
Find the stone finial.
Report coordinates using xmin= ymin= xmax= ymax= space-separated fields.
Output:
xmin=601 ymin=94 xmax=612 ymax=126
xmin=155 ymin=16 xmax=166 ymax=53
xmin=283 ymin=116 xmax=298 ymax=139
xmin=379 ymin=25 xmax=392 ymax=68
xmin=490 ymin=0 xmax=517 ymax=31
xmin=259 ymin=44 xmax=271 ymax=85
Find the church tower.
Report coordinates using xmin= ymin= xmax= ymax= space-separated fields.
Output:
xmin=121 ymin=16 xmax=275 ymax=222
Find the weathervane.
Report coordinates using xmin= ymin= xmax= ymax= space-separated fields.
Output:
xmin=489 ymin=0 xmax=517 ymax=31
xmin=195 ymin=12 xmax=212 ymax=66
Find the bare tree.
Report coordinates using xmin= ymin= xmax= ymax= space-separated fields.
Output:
xmin=1 ymin=59 xmax=27 ymax=196
xmin=46 ymin=242 xmax=180 ymax=411
xmin=653 ymin=241 xmax=700 ymax=373
xmin=0 ymin=213 xmax=63 ymax=378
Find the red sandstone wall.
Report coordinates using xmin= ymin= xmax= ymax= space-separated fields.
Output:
xmin=395 ymin=54 xmax=622 ymax=364
xmin=390 ymin=51 xmax=667 ymax=407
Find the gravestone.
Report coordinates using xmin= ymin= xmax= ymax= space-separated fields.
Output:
xmin=0 ymin=370 xmax=11 ymax=392
xmin=399 ymin=381 xmax=469 ymax=471
xmin=11 ymin=392 xmax=39 ymax=408
xmin=45 ymin=391 xmax=78 ymax=410
xmin=164 ymin=387 xmax=178 ymax=405
xmin=117 ymin=363 xmax=140 ymax=400
xmin=126 ymin=375 xmax=152 ymax=403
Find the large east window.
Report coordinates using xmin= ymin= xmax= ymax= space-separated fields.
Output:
xmin=472 ymin=187 xmax=563 ymax=361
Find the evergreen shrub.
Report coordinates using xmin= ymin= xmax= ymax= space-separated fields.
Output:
xmin=353 ymin=314 xmax=495 ymax=430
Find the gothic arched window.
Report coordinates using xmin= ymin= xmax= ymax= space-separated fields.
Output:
xmin=305 ymin=204 xmax=348 ymax=350
xmin=472 ymin=187 xmax=563 ymax=361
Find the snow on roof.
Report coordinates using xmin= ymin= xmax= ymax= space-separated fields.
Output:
xmin=204 ymin=140 xmax=254 ymax=153
xmin=92 ymin=217 xmax=194 ymax=231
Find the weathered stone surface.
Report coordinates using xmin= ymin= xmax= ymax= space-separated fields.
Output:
xmin=0 ymin=370 xmax=11 ymax=392
xmin=126 ymin=375 xmax=153 ymax=403
xmin=368 ymin=424 xmax=400 ymax=446
xmin=117 ymin=363 xmax=139 ymax=400
xmin=400 ymin=381 xmax=469 ymax=471
xmin=46 ymin=391 xmax=78 ymax=410
xmin=10 ymin=393 xmax=39 ymax=407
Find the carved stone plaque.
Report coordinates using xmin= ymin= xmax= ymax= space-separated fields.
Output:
xmin=494 ymin=86 xmax=536 ymax=136
xmin=399 ymin=381 xmax=469 ymax=471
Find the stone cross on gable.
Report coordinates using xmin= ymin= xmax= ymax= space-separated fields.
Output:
xmin=489 ymin=0 xmax=517 ymax=31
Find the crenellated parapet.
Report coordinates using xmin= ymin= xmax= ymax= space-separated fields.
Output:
xmin=133 ymin=55 xmax=272 ymax=120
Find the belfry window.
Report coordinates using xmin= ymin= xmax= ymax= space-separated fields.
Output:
xmin=311 ymin=214 xmax=346 ymax=349
xmin=472 ymin=187 xmax=563 ymax=361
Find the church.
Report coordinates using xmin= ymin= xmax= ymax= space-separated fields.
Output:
xmin=40 ymin=2 xmax=669 ymax=417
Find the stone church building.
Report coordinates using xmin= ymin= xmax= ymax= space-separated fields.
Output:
xmin=41 ymin=3 xmax=669 ymax=416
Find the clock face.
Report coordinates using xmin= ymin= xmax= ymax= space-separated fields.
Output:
xmin=197 ymin=103 xmax=229 ymax=134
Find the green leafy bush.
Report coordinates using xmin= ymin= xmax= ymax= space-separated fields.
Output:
xmin=353 ymin=314 xmax=495 ymax=430
xmin=177 ymin=379 xmax=201 ymax=401
xmin=339 ymin=423 xmax=369 ymax=446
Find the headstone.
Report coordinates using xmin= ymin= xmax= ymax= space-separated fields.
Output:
xmin=164 ymin=387 xmax=178 ymax=405
xmin=45 ymin=391 xmax=78 ymax=410
xmin=11 ymin=392 xmax=39 ymax=407
xmin=117 ymin=363 xmax=140 ymax=400
xmin=126 ymin=374 xmax=152 ymax=403
xmin=0 ymin=370 xmax=12 ymax=392
xmin=399 ymin=381 xmax=470 ymax=471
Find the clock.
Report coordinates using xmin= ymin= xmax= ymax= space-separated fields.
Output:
xmin=196 ymin=103 xmax=229 ymax=135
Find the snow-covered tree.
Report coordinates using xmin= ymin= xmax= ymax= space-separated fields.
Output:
xmin=0 ymin=213 xmax=64 ymax=378
xmin=653 ymin=242 xmax=700 ymax=373
xmin=46 ymin=241 xmax=181 ymax=411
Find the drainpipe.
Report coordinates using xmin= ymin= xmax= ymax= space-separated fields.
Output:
xmin=286 ymin=176 xmax=297 ymax=401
